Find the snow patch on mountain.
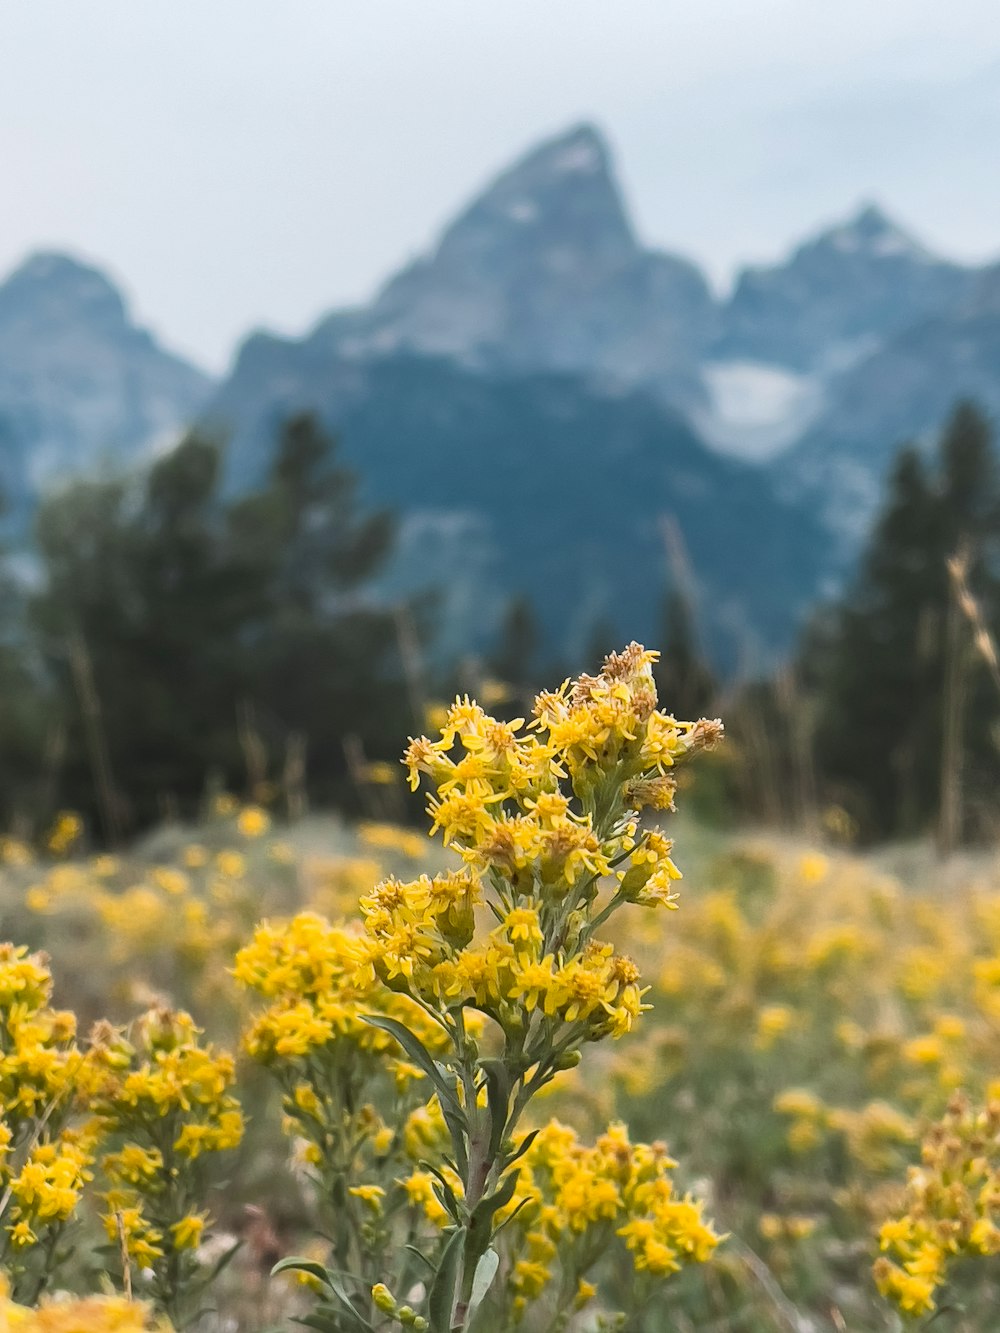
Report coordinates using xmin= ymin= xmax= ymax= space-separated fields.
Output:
xmin=697 ymin=360 xmax=824 ymax=460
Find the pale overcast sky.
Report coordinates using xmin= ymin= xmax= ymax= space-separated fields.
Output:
xmin=2 ymin=1 xmax=999 ymax=371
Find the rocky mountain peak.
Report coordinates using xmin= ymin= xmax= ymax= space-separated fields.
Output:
xmin=810 ymin=202 xmax=932 ymax=263
xmin=308 ymin=123 xmax=713 ymax=408
xmin=428 ymin=121 xmax=638 ymax=273
xmin=0 ymin=251 xmax=130 ymax=338
xmin=960 ymin=261 xmax=1000 ymax=318
xmin=717 ymin=200 xmax=969 ymax=371
xmin=0 ymin=250 xmax=212 ymax=521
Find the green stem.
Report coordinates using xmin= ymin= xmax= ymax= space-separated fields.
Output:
xmin=450 ymin=1043 xmax=493 ymax=1332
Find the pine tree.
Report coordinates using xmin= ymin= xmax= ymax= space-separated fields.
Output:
xmin=233 ymin=413 xmax=404 ymax=806
xmin=29 ymin=416 xmax=407 ymax=834
xmin=655 ymin=588 xmax=715 ymax=720
xmin=811 ymin=402 xmax=1000 ymax=841
xmin=490 ymin=596 xmax=539 ymax=689
xmin=582 ymin=616 xmax=618 ymax=676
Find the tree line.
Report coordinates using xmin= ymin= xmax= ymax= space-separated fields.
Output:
xmin=492 ymin=401 xmax=1000 ymax=848
xmin=0 ymin=401 xmax=997 ymax=848
xmin=0 ymin=414 xmax=414 ymax=839
xmin=703 ymin=401 xmax=1000 ymax=848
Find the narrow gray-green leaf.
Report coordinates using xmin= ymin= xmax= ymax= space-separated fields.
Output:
xmin=361 ymin=1015 xmax=460 ymax=1112
xmin=467 ymin=1247 xmax=500 ymax=1320
xmin=428 ymin=1227 xmax=465 ymax=1333
xmin=469 ymin=1168 xmax=519 ymax=1238
xmin=503 ymin=1128 xmax=539 ymax=1169
xmin=271 ymin=1257 xmax=332 ymax=1287
xmin=272 ymin=1259 xmax=374 ymax=1333
xmin=481 ymin=1058 xmax=511 ymax=1161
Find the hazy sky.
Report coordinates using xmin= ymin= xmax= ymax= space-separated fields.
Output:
xmin=3 ymin=1 xmax=1000 ymax=371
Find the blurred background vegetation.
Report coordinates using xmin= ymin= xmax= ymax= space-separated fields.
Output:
xmin=1 ymin=396 xmax=998 ymax=856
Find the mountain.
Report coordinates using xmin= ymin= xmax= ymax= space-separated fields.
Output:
xmin=774 ymin=262 xmax=1000 ymax=545
xmin=6 ymin=123 xmax=999 ymax=668
xmin=309 ymin=124 xmax=718 ymax=415
xmin=715 ymin=204 xmax=974 ymax=374
xmin=0 ymin=252 xmax=212 ymax=520
xmin=209 ymin=344 xmax=827 ymax=670
xmin=202 ymin=125 xmax=1000 ymax=665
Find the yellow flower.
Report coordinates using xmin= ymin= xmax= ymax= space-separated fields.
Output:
xmin=512 ymin=1258 xmax=551 ymax=1298
xmin=574 ymin=1279 xmax=597 ymax=1308
xmin=214 ymin=850 xmax=246 ymax=880
xmin=8 ymin=1220 xmax=37 ymax=1248
xmin=47 ymin=812 xmax=83 ymax=856
xmin=348 ymin=1184 xmax=385 ymax=1213
xmin=237 ymin=806 xmax=270 ymax=838
xmin=755 ymin=1005 xmax=795 ymax=1050
xmin=371 ymin=1283 xmax=396 ymax=1313
xmin=171 ymin=1212 xmax=207 ymax=1250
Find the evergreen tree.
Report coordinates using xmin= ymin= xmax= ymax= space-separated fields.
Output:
xmin=29 ymin=416 xmax=407 ymax=836
xmin=0 ymin=508 xmax=50 ymax=833
xmin=231 ymin=413 xmax=405 ymax=805
xmin=490 ymin=596 xmax=539 ymax=689
xmin=811 ymin=402 xmax=1000 ymax=841
xmin=655 ymin=588 xmax=715 ymax=719
xmin=583 ymin=618 xmax=618 ymax=673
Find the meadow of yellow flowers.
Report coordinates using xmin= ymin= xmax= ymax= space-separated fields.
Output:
xmin=0 ymin=646 xmax=997 ymax=1330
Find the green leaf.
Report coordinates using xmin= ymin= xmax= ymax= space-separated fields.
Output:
xmin=294 ymin=1315 xmax=343 ymax=1333
xmin=323 ymin=1275 xmax=376 ymax=1331
xmin=272 ymin=1258 xmax=332 ymax=1288
xmin=404 ymin=1243 xmax=437 ymax=1273
xmin=361 ymin=1015 xmax=459 ymax=1112
xmin=480 ymin=1059 xmax=511 ymax=1161
xmin=271 ymin=1259 xmax=374 ymax=1333
xmin=440 ymin=1101 xmax=470 ymax=1179
xmin=491 ymin=1196 xmax=531 ymax=1236
xmin=467 ymin=1247 xmax=499 ymax=1321
xmin=469 ymin=1168 xmax=520 ymax=1241
xmin=503 ymin=1128 xmax=539 ymax=1169
xmin=428 ymin=1227 xmax=465 ymax=1333
xmin=430 ymin=1176 xmax=463 ymax=1224
xmin=362 ymin=1014 xmax=470 ymax=1175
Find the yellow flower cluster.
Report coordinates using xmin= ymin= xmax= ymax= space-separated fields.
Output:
xmin=0 ymin=1275 xmax=162 ymax=1331
xmin=45 ymin=813 xmax=83 ymax=859
xmin=236 ymin=647 xmax=721 ymax=1331
xmin=357 ymin=822 xmax=427 ymax=860
xmin=0 ymin=948 xmax=218 ymax=1307
xmin=17 ymin=843 xmax=285 ymax=1014
xmin=235 ymin=912 xmax=455 ymax=1233
xmin=0 ymin=945 xmax=101 ymax=1286
xmin=579 ymin=839 xmax=1000 ymax=1325
xmin=874 ymin=1092 xmax=1000 ymax=1318
xmin=91 ymin=1007 xmax=242 ymax=1300
xmin=773 ymin=1090 xmax=915 ymax=1170
xmin=502 ymin=1120 xmax=719 ymax=1315
xmin=406 ymin=643 xmax=716 ymax=837
xmin=234 ymin=911 xmax=450 ymax=1068
xmin=394 ymin=1112 xmax=719 ymax=1319
xmin=375 ymin=645 xmax=718 ymax=1048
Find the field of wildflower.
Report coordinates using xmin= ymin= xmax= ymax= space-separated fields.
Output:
xmin=0 ymin=645 xmax=999 ymax=1331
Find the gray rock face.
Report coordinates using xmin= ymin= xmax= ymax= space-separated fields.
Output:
xmin=209 ymin=347 xmax=827 ymax=670
xmin=0 ymin=252 xmax=212 ymax=518
xmin=774 ymin=261 xmax=1000 ymax=549
xmin=716 ymin=204 xmax=974 ymax=373
xmin=8 ymin=122 xmax=1000 ymax=660
xmin=205 ymin=124 xmax=1000 ymax=657
xmin=311 ymin=124 xmax=718 ymax=412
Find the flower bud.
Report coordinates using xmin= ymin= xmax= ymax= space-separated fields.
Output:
xmin=371 ymin=1283 xmax=396 ymax=1313
xmin=553 ymin=1049 xmax=581 ymax=1070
